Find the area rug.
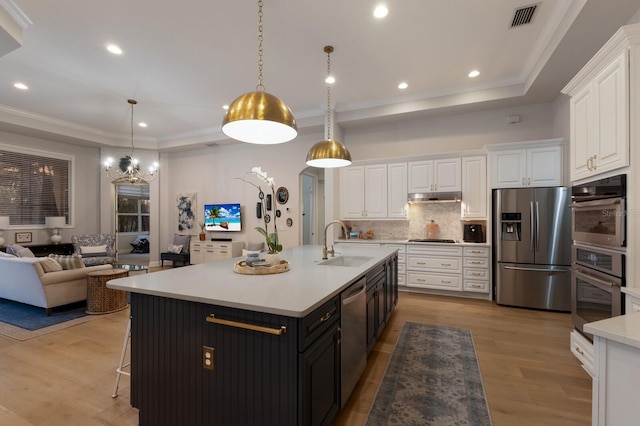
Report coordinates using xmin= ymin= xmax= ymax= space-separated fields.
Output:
xmin=0 ymin=298 xmax=103 ymax=341
xmin=365 ymin=322 xmax=492 ymax=426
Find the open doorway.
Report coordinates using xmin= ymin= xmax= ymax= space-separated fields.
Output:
xmin=300 ymin=167 xmax=324 ymax=245
xmin=114 ymin=183 xmax=150 ymax=265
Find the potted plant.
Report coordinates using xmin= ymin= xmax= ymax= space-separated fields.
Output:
xmin=198 ymin=221 xmax=206 ymax=241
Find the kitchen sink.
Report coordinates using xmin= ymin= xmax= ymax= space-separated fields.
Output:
xmin=318 ymin=256 xmax=372 ymax=267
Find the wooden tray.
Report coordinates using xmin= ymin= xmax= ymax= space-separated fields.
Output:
xmin=234 ymin=260 xmax=290 ymax=275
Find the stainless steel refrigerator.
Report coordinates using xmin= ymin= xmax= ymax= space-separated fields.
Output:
xmin=493 ymin=187 xmax=572 ymax=311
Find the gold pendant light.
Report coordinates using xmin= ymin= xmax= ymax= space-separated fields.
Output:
xmin=222 ymin=0 xmax=297 ymax=144
xmin=306 ymin=46 xmax=352 ymax=168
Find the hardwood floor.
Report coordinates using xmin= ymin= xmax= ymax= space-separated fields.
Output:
xmin=0 ymin=285 xmax=591 ymax=426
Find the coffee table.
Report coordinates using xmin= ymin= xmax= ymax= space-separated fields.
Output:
xmin=86 ymin=269 xmax=129 ymax=314
xmin=114 ymin=263 xmax=149 ymax=273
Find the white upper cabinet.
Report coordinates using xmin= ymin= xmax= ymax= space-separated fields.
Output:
xmin=340 ymin=164 xmax=388 ymax=219
xmin=387 ymin=162 xmax=408 ymax=218
xmin=490 ymin=144 xmax=563 ymax=188
xmin=408 ymin=158 xmax=461 ymax=193
xmin=568 ymin=51 xmax=628 ymax=181
xmin=461 ymin=156 xmax=487 ymax=218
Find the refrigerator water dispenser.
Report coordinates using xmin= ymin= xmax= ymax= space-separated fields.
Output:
xmin=501 ymin=213 xmax=521 ymax=241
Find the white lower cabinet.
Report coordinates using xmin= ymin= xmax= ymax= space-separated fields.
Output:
xmin=407 ymin=245 xmax=463 ymax=291
xmin=570 ymin=330 xmax=594 ymax=378
xmin=462 ymin=246 xmax=490 ymax=293
xmin=190 ymin=241 xmax=244 ymax=264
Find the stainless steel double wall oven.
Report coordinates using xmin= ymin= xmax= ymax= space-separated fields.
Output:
xmin=571 ymin=174 xmax=626 ymax=340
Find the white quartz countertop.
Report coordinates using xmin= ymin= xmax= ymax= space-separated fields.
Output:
xmin=335 ymin=239 xmax=489 ymax=246
xmin=584 ymin=312 xmax=640 ymax=349
xmin=107 ymin=245 xmax=397 ymax=318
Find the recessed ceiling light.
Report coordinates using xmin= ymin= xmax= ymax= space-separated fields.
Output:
xmin=374 ymin=5 xmax=389 ymax=18
xmin=325 ymin=75 xmax=335 ymax=84
xmin=107 ymin=44 xmax=123 ymax=55
xmin=398 ymin=82 xmax=408 ymax=90
xmin=468 ymin=70 xmax=480 ymax=78
xmin=13 ymin=82 xmax=28 ymax=90
xmin=138 ymin=122 xmax=147 ymax=128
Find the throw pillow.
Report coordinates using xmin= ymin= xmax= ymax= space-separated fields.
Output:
xmin=48 ymin=254 xmax=85 ymax=270
xmin=173 ymin=234 xmax=190 ymax=253
xmin=167 ymin=244 xmax=183 ymax=254
xmin=39 ymin=257 xmax=63 ymax=273
xmin=247 ymin=242 xmax=265 ymax=252
xmin=242 ymin=249 xmax=262 ymax=256
xmin=9 ymin=244 xmax=35 ymax=258
xmin=80 ymin=245 xmax=107 ymax=254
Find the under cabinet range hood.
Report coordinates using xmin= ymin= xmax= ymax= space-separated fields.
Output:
xmin=407 ymin=191 xmax=462 ymax=203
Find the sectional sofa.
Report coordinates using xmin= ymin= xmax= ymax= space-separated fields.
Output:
xmin=0 ymin=253 xmax=112 ymax=315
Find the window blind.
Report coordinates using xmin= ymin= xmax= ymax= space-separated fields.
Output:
xmin=0 ymin=147 xmax=71 ymax=226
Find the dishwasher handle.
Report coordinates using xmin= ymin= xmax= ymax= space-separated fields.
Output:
xmin=342 ymin=283 xmax=366 ymax=306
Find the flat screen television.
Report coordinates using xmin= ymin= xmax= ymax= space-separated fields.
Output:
xmin=204 ymin=203 xmax=242 ymax=231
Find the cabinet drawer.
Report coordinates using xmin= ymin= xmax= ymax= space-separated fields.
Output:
xmin=464 ymin=268 xmax=489 ymax=279
xmin=397 ymin=253 xmax=406 ymax=264
xmin=384 ymin=244 xmax=406 ymax=254
xmin=463 ymin=246 xmax=489 ymax=257
xmin=463 ymin=280 xmax=489 ymax=293
xmin=398 ymin=263 xmax=406 ymax=274
xmin=463 ymin=258 xmax=489 ymax=268
xmin=407 ymin=272 xmax=461 ymax=290
xmin=407 ymin=245 xmax=463 ymax=256
xmin=299 ymin=296 xmax=340 ymax=351
xmin=570 ymin=330 xmax=594 ymax=378
xmin=407 ymin=255 xmax=461 ymax=273
xmin=398 ymin=274 xmax=406 ymax=286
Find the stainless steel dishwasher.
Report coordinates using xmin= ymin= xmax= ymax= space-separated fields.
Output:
xmin=340 ymin=276 xmax=367 ymax=407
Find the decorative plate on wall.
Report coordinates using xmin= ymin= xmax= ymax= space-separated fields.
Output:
xmin=276 ymin=187 xmax=289 ymax=204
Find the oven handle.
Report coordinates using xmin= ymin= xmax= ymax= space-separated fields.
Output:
xmin=571 ymin=198 xmax=623 ymax=208
xmin=573 ymin=267 xmax=621 ymax=291
xmin=504 ymin=265 xmax=570 ymax=273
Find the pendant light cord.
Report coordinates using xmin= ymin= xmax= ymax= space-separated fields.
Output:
xmin=256 ymin=0 xmax=265 ymax=92
xmin=128 ymin=99 xmax=137 ymax=157
xmin=325 ymin=46 xmax=333 ymax=140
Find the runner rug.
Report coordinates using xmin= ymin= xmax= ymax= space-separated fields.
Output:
xmin=365 ymin=322 xmax=492 ymax=426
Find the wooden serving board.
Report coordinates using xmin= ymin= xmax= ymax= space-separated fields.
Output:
xmin=233 ymin=260 xmax=290 ymax=275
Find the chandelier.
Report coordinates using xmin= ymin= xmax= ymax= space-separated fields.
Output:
xmin=221 ymin=0 xmax=297 ymax=144
xmin=306 ymin=46 xmax=352 ymax=168
xmin=104 ymin=99 xmax=159 ymax=184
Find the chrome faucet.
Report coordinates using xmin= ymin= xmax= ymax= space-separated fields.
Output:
xmin=323 ymin=220 xmax=348 ymax=259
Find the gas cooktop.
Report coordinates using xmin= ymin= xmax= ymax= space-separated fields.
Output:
xmin=408 ymin=239 xmax=457 ymax=243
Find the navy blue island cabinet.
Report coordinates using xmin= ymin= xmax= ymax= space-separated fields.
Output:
xmin=129 ymin=254 xmax=397 ymax=426
xmin=129 ymin=293 xmax=341 ymax=426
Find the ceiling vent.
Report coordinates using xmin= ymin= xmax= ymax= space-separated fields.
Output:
xmin=510 ymin=4 xmax=539 ymax=28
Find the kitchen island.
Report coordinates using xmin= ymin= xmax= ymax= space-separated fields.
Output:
xmin=108 ymin=244 xmax=398 ymax=426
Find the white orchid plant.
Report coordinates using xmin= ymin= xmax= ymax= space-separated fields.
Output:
xmin=236 ymin=167 xmax=282 ymax=253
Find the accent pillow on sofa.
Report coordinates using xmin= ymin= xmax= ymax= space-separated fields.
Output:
xmin=39 ymin=257 xmax=63 ymax=273
xmin=79 ymin=245 xmax=108 ymax=257
xmin=7 ymin=244 xmax=35 ymax=258
xmin=172 ymin=234 xmax=190 ymax=253
xmin=167 ymin=244 xmax=183 ymax=254
xmin=48 ymin=254 xmax=85 ymax=270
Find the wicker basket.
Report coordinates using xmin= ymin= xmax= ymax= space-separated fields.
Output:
xmin=86 ymin=269 xmax=129 ymax=314
xmin=234 ymin=260 xmax=290 ymax=275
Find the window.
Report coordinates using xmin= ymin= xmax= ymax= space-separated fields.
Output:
xmin=0 ymin=145 xmax=72 ymax=226
xmin=117 ymin=184 xmax=149 ymax=234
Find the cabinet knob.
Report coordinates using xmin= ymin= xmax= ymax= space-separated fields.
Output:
xmin=522 ymin=177 xmax=525 ymax=186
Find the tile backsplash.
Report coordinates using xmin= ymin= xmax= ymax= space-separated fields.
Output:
xmin=344 ymin=203 xmax=474 ymax=241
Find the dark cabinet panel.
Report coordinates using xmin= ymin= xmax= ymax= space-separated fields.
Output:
xmin=298 ymin=322 xmax=341 ymax=426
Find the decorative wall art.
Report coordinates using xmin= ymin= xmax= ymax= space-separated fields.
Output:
xmin=176 ymin=192 xmax=196 ymax=232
